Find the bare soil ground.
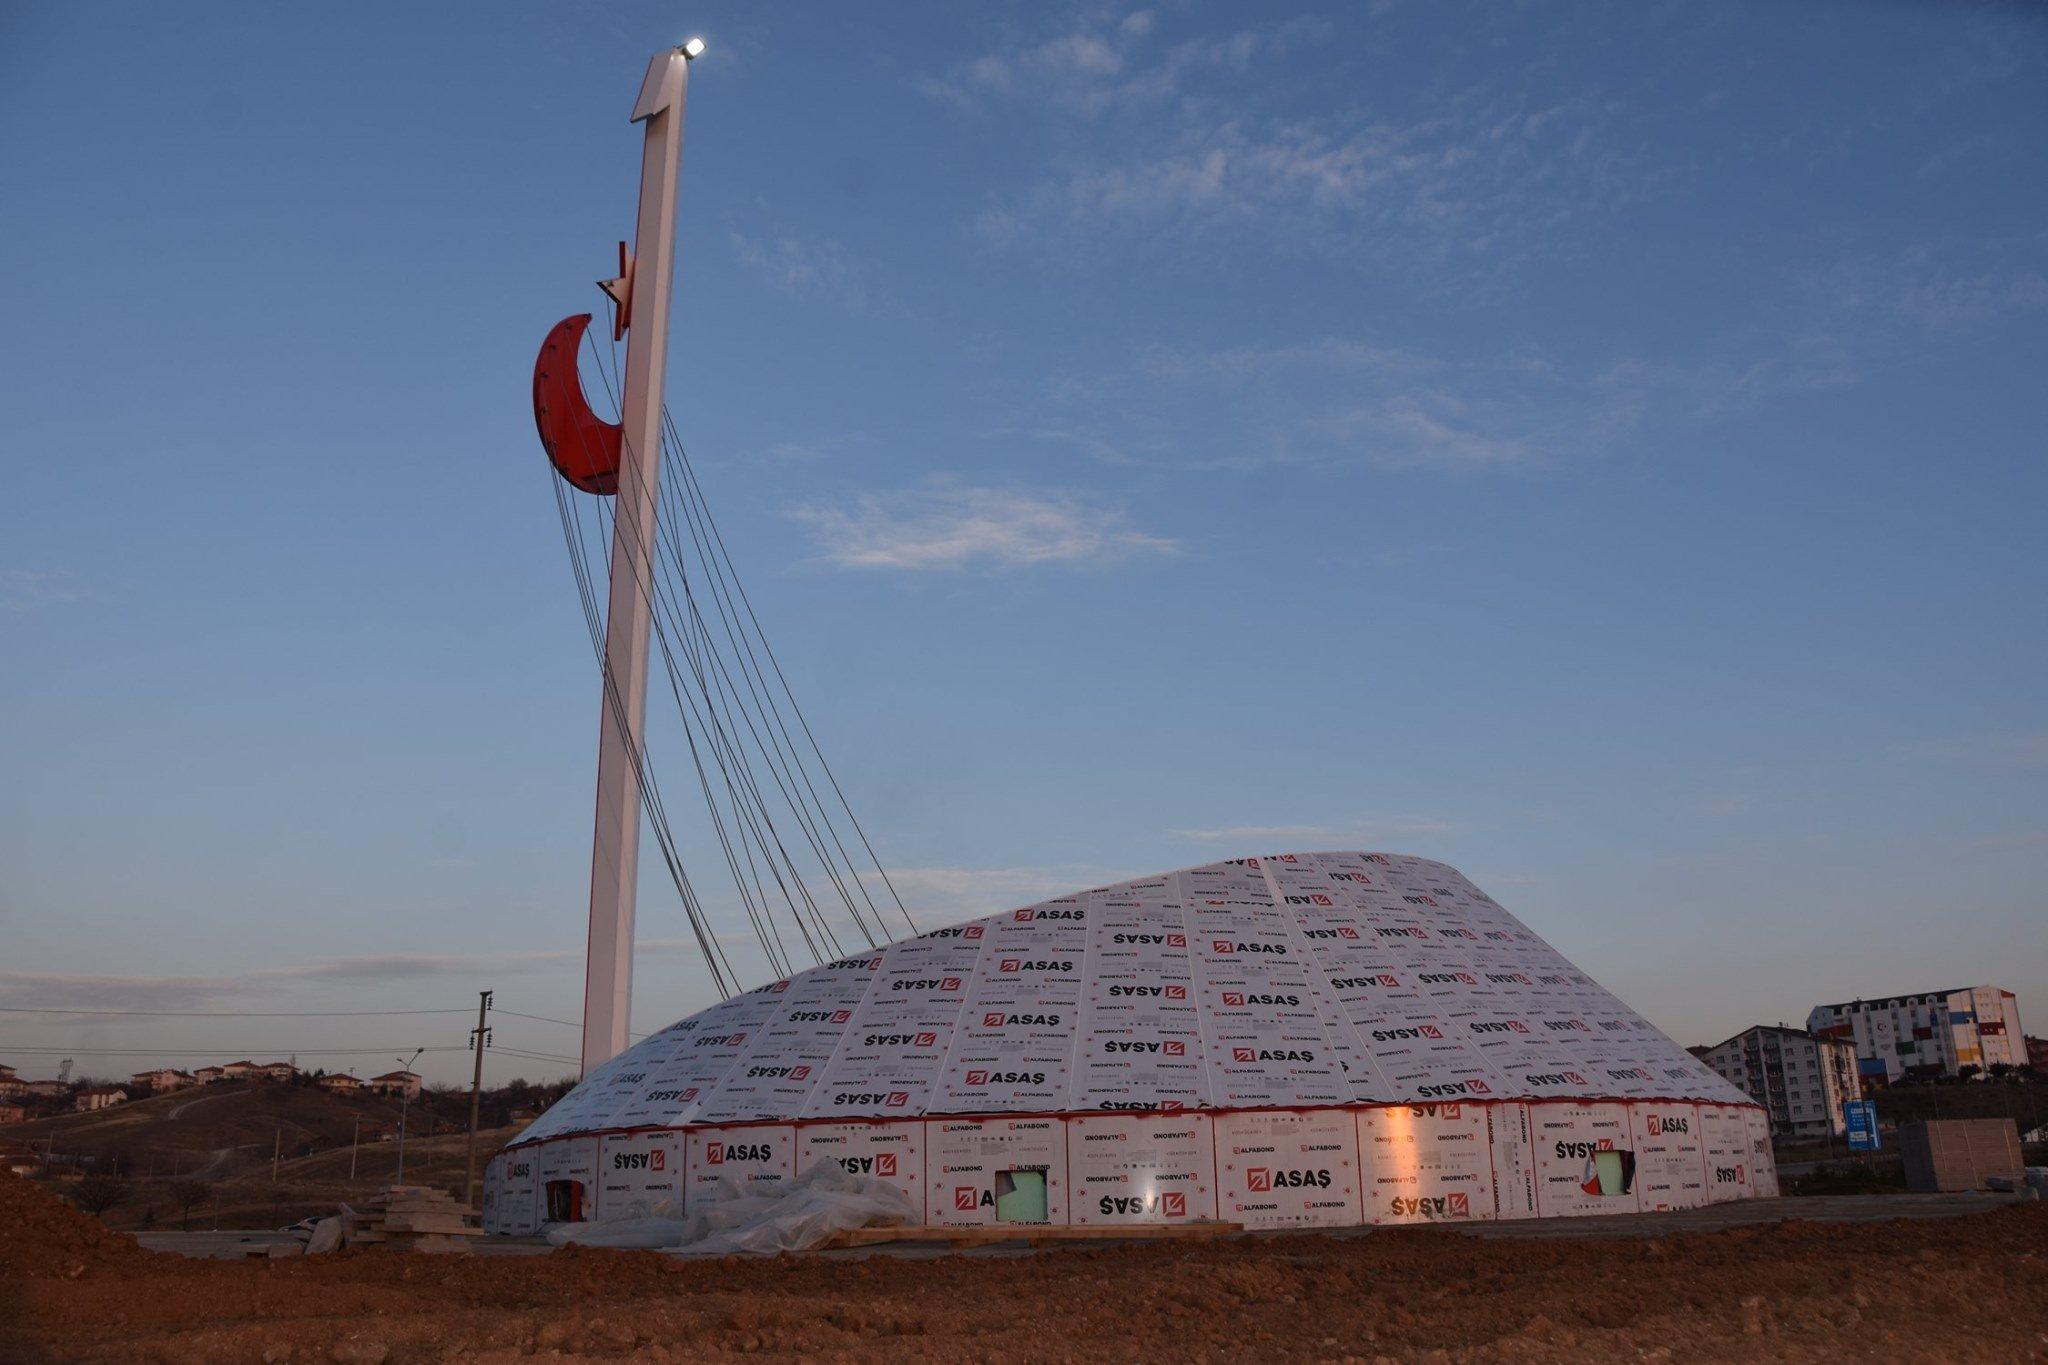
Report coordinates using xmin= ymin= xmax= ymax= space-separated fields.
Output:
xmin=3 ymin=1170 xmax=2044 ymax=1364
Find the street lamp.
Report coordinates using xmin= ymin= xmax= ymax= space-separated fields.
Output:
xmin=393 ymin=1048 xmax=423 ymax=1183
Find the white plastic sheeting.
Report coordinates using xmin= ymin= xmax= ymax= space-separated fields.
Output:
xmin=546 ymin=1159 xmax=917 ymax=1255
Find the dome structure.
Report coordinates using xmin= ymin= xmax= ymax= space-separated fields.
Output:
xmin=484 ymin=853 xmax=1773 ymax=1233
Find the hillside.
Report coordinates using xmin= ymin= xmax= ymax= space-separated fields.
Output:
xmin=7 ymin=1081 xmax=438 ymax=1176
xmin=5 ymin=1080 xmax=531 ymax=1228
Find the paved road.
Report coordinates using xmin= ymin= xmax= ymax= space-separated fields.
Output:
xmin=136 ymin=1192 xmax=2021 ymax=1261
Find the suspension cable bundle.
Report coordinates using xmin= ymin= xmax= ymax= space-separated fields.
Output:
xmin=546 ymin=331 xmax=916 ymax=999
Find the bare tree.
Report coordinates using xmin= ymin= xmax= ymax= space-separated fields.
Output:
xmin=71 ymin=1175 xmax=131 ymax=1216
xmin=168 ymin=1179 xmax=213 ymax=1230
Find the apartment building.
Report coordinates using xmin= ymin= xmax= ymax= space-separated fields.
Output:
xmin=1698 ymin=1024 xmax=1861 ymax=1135
xmin=1808 ymin=985 xmax=2025 ymax=1084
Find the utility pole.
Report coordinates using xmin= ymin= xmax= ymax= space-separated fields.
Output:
xmin=393 ymin=1047 xmax=423 ymax=1184
xmin=464 ymin=989 xmax=493 ymax=1209
xmin=349 ymin=1115 xmax=361 ymax=1183
xmin=271 ymin=1128 xmax=281 ymax=1184
xmin=582 ymin=42 xmax=701 ymax=1074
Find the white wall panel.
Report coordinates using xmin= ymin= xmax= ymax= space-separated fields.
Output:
xmin=684 ymin=1124 xmax=795 ymax=1207
xmin=926 ymin=1116 xmax=1068 ymax=1227
xmin=1213 ymin=1109 xmax=1362 ymax=1229
xmin=1066 ymin=1112 xmax=1217 ymax=1225
xmin=1529 ymin=1103 xmax=1639 ymax=1218
xmin=595 ymin=1131 xmax=684 ymax=1220
xmin=797 ymin=1121 xmax=926 ymax=1218
xmin=1357 ymin=1102 xmax=1495 ymax=1224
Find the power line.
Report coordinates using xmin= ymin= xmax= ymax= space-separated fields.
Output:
xmin=0 ymin=1046 xmax=479 ymax=1058
xmin=493 ymin=1010 xmax=579 ymax=1028
xmin=0 ymin=1006 xmax=473 ymax=1019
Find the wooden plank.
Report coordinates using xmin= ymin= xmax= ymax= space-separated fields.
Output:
xmin=813 ymin=1222 xmax=1242 ymax=1250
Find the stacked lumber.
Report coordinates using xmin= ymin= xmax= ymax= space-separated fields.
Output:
xmin=348 ymin=1185 xmax=483 ymax=1254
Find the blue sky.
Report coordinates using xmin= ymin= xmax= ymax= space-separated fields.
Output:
xmin=2 ymin=2 xmax=2043 ymax=1085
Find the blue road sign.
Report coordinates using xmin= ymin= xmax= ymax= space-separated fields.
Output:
xmin=1844 ymin=1099 xmax=1880 ymax=1151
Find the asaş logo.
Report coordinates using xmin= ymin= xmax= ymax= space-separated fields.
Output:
xmin=965 ymin=1069 xmax=1047 ymax=1086
xmin=1645 ymin=1115 xmax=1690 ymax=1137
xmin=1554 ymin=1138 xmax=1614 ymax=1161
xmin=612 ymin=1147 xmax=667 ymax=1172
xmin=1332 ymin=974 xmax=1401 ymax=990
xmin=1209 ymin=940 xmax=1285 ymax=956
xmin=1098 ymin=1191 xmax=1187 ymax=1217
xmin=1246 ymin=1167 xmax=1332 ymax=1192
xmin=1390 ymin=1192 xmax=1470 ymax=1219
xmin=705 ymin=1141 xmax=774 ymax=1166
xmin=984 ymin=1012 xmax=1061 ymax=1028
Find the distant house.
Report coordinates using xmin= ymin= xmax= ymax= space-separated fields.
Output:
xmin=193 ymin=1066 xmax=226 ymax=1084
xmin=0 ymin=1103 xmax=26 ymax=1125
xmin=317 ymin=1073 xmax=364 ymax=1095
xmin=368 ymin=1070 xmax=423 ymax=1100
xmin=74 ymin=1086 xmax=128 ymax=1112
xmin=0 ymin=1067 xmax=24 ymax=1100
xmin=258 ymin=1061 xmax=297 ymax=1082
xmin=220 ymin=1060 xmax=262 ymax=1081
xmin=129 ymin=1068 xmax=196 ymax=1094
xmin=24 ymin=1080 xmax=69 ymax=1099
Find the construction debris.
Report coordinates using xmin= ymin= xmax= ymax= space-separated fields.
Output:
xmin=346 ymin=1185 xmax=484 ymax=1253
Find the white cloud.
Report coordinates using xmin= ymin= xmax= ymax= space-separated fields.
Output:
xmin=2 ymin=569 xmax=92 ymax=613
xmin=787 ymin=485 xmax=1179 ymax=572
xmin=917 ymin=12 xmax=1331 ymax=119
xmin=729 ymin=230 xmax=867 ymax=309
xmin=0 ymin=949 xmax=583 ymax=1012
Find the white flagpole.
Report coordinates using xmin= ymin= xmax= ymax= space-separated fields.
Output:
xmin=582 ymin=42 xmax=700 ymax=1074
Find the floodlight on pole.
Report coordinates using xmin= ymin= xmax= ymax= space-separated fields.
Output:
xmin=394 ymin=1047 xmax=423 ymax=1182
xmin=682 ymin=37 xmax=706 ymax=59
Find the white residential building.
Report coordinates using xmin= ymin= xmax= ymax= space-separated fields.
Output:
xmin=1699 ymin=1025 xmax=1862 ymax=1136
xmin=1808 ymin=985 xmax=2026 ymax=1084
xmin=369 ymin=1070 xmax=423 ymax=1100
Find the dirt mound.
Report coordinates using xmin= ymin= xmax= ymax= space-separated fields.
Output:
xmin=4 ymin=1199 xmax=2044 ymax=1363
xmin=0 ymin=1168 xmax=157 ymax=1281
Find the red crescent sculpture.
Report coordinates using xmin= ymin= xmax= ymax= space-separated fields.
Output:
xmin=532 ymin=314 xmax=623 ymax=495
